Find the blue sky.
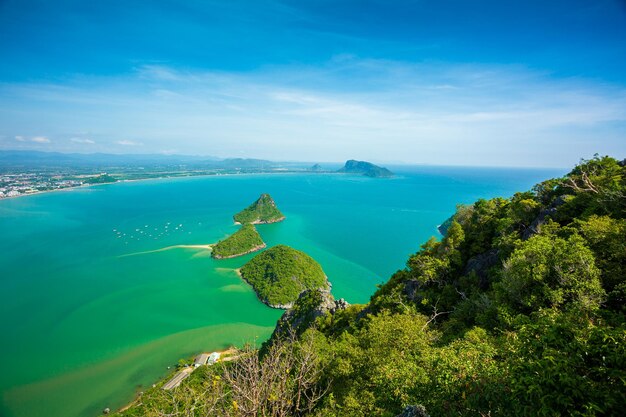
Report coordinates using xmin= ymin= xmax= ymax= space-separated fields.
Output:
xmin=0 ymin=0 xmax=625 ymax=167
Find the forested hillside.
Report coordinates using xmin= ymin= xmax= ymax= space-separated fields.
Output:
xmin=117 ymin=156 xmax=625 ymax=417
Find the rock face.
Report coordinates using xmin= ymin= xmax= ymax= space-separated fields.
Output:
xmin=338 ymin=160 xmax=394 ymax=178
xmin=463 ymin=248 xmax=501 ymax=289
xmin=395 ymin=405 xmax=430 ymax=417
xmin=233 ymin=193 xmax=286 ymax=224
xmin=522 ymin=194 xmax=569 ymax=240
xmin=437 ymin=214 xmax=455 ymax=236
xmin=272 ymin=289 xmax=349 ymax=338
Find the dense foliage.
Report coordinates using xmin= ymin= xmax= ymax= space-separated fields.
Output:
xmin=240 ymin=245 xmax=328 ymax=307
xmin=233 ymin=193 xmax=285 ymax=224
xmin=212 ymin=224 xmax=265 ymax=259
xmin=118 ymin=156 xmax=625 ymax=417
xmin=85 ymin=173 xmax=117 ymax=184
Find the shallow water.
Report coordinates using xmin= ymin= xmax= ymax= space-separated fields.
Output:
xmin=0 ymin=166 xmax=563 ymax=417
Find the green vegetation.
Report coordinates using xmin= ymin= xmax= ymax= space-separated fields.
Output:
xmin=117 ymin=155 xmax=626 ymax=417
xmin=240 ymin=245 xmax=328 ymax=308
xmin=338 ymin=159 xmax=394 ymax=178
xmin=85 ymin=173 xmax=117 ymax=184
xmin=233 ymin=193 xmax=285 ymax=224
xmin=212 ymin=224 xmax=266 ymax=259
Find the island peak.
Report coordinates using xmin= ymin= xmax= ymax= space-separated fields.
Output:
xmin=233 ymin=193 xmax=285 ymax=224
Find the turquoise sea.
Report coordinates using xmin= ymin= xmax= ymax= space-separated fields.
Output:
xmin=0 ymin=166 xmax=564 ymax=417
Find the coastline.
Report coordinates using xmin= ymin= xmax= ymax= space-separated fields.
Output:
xmin=116 ymin=347 xmax=239 ymax=414
xmin=119 ymin=244 xmax=213 ymax=258
xmin=0 ymin=171 xmax=339 ymax=203
xmin=0 ymin=179 xmax=119 ymax=201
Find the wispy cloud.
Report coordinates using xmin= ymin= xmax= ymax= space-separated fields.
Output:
xmin=70 ymin=137 xmax=95 ymax=144
xmin=116 ymin=140 xmax=143 ymax=146
xmin=31 ymin=136 xmax=50 ymax=143
xmin=14 ymin=135 xmax=51 ymax=143
xmin=1 ymin=59 xmax=625 ymax=166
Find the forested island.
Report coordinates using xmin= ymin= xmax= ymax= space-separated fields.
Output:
xmin=233 ymin=193 xmax=286 ymax=224
xmin=338 ymin=159 xmax=394 ymax=178
xmin=211 ymin=224 xmax=266 ymax=259
xmin=239 ymin=245 xmax=329 ymax=308
xmin=115 ymin=156 xmax=625 ymax=417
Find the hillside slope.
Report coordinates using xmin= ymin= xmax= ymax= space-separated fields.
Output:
xmin=115 ymin=156 xmax=625 ymax=417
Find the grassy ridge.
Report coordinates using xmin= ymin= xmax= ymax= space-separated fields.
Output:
xmin=239 ymin=245 xmax=328 ymax=307
xmin=212 ymin=224 xmax=266 ymax=259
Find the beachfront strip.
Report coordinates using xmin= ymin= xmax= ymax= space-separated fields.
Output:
xmin=0 ymin=173 xmax=85 ymax=198
xmin=162 ymin=351 xmax=223 ymax=391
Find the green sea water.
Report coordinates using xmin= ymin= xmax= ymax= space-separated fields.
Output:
xmin=0 ymin=166 xmax=563 ymax=417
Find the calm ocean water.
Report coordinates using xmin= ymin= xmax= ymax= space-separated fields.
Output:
xmin=0 ymin=166 xmax=564 ymax=417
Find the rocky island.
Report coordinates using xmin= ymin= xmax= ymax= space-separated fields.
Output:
xmin=338 ymin=159 xmax=394 ymax=178
xmin=233 ymin=193 xmax=286 ymax=224
xmin=211 ymin=224 xmax=266 ymax=259
xmin=238 ymin=245 xmax=330 ymax=309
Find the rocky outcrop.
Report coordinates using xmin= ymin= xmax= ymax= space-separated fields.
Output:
xmin=437 ymin=214 xmax=455 ymax=236
xmin=395 ymin=405 xmax=430 ymax=417
xmin=522 ymin=195 xmax=569 ymax=240
xmin=403 ymin=279 xmax=423 ymax=302
xmin=463 ymin=248 xmax=500 ymax=289
xmin=272 ymin=289 xmax=349 ymax=338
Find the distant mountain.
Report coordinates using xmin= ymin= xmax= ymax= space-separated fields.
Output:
xmin=338 ymin=159 xmax=394 ymax=178
xmin=0 ymin=150 xmax=276 ymax=171
xmin=220 ymin=158 xmax=274 ymax=169
xmin=310 ymin=163 xmax=323 ymax=171
xmin=0 ymin=150 xmax=217 ymax=168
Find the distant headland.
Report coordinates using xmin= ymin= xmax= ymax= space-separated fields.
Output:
xmin=337 ymin=159 xmax=394 ymax=178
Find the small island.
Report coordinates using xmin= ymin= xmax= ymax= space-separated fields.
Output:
xmin=211 ymin=224 xmax=266 ymax=259
xmin=239 ymin=245 xmax=330 ymax=309
xmin=234 ymin=193 xmax=286 ymax=224
xmin=338 ymin=159 xmax=394 ymax=178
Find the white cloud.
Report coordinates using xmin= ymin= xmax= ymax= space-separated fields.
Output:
xmin=31 ymin=136 xmax=51 ymax=143
xmin=116 ymin=140 xmax=142 ymax=146
xmin=70 ymin=137 xmax=95 ymax=144
xmin=15 ymin=135 xmax=52 ymax=143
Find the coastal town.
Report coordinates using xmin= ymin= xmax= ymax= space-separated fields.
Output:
xmin=0 ymin=173 xmax=85 ymax=198
xmin=0 ymin=172 xmax=115 ymax=199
